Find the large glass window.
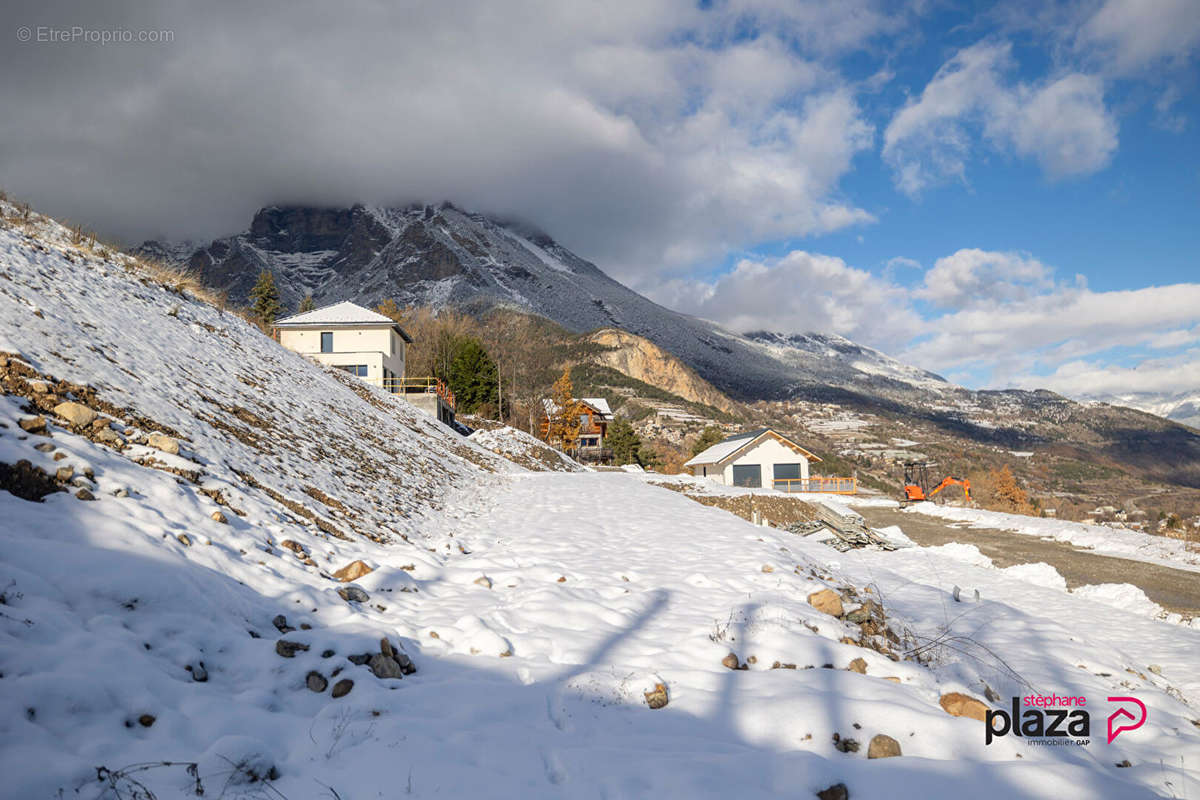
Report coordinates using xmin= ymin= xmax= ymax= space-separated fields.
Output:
xmin=320 ymin=332 xmax=333 ymax=353
xmin=732 ymin=464 xmax=762 ymax=488
xmin=773 ymin=463 xmax=802 ymax=480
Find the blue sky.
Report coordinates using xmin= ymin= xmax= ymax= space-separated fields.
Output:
xmin=2 ymin=0 xmax=1197 ymax=397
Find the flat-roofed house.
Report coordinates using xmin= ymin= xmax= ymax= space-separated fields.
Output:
xmin=274 ymin=301 xmax=411 ymax=389
xmin=685 ymin=428 xmax=829 ymax=491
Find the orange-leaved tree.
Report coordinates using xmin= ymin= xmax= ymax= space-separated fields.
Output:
xmin=546 ymin=367 xmax=583 ymax=450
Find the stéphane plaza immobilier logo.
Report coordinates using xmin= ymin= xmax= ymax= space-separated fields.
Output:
xmin=984 ymin=693 xmax=1147 ymax=747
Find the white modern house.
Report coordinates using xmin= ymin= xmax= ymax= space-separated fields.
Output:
xmin=685 ymin=428 xmax=834 ymax=492
xmin=274 ymin=301 xmax=411 ymax=388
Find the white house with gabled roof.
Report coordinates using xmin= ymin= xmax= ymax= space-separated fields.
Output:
xmin=273 ymin=301 xmax=412 ymax=391
xmin=685 ymin=428 xmax=823 ymax=490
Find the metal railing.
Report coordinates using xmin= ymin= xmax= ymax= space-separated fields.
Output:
xmin=773 ymin=477 xmax=857 ymax=495
xmin=362 ymin=376 xmax=456 ymax=410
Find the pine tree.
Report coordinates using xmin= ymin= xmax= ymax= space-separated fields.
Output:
xmin=606 ymin=418 xmax=642 ymax=465
xmin=248 ymin=271 xmax=282 ymax=329
xmin=447 ymin=337 xmax=499 ymax=414
xmin=690 ymin=425 xmax=724 ymax=456
xmin=298 ymin=294 xmax=316 ymax=312
xmin=546 ymin=368 xmax=582 ymax=449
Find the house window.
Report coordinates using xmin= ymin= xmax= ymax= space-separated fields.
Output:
xmin=337 ymin=364 xmax=368 ymax=377
xmin=320 ymin=332 xmax=333 ymax=353
xmin=774 ymin=463 xmax=802 ymax=480
xmin=579 ymin=413 xmax=589 ymax=428
xmin=732 ymin=464 xmax=762 ymax=488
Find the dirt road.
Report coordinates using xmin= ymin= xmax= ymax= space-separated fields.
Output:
xmin=858 ymin=507 xmax=1200 ymax=617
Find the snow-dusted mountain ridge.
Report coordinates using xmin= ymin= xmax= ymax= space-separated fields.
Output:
xmin=143 ymin=203 xmax=952 ymax=404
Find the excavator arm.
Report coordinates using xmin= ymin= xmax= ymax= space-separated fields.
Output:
xmin=927 ymin=476 xmax=970 ymax=502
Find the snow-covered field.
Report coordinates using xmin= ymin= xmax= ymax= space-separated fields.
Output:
xmin=2 ymin=207 xmax=1200 ymax=799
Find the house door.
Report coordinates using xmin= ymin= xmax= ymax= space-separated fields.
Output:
xmin=732 ymin=464 xmax=762 ymax=488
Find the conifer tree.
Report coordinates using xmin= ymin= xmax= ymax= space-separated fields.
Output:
xmin=606 ymin=418 xmax=642 ymax=465
xmin=690 ymin=425 xmax=724 ymax=456
xmin=298 ymin=294 xmax=316 ymax=312
xmin=447 ymin=337 xmax=499 ymax=414
xmin=249 ymin=271 xmax=282 ymax=329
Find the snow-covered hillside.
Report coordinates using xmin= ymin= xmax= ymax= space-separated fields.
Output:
xmin=5 ymin=204 xmax=1200 ymax=799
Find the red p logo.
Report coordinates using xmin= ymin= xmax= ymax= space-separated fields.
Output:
xmin=1107 ymin=696 xmax=1147 ymax=743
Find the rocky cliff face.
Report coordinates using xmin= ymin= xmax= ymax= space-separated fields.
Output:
xmin=585 ymin=329 xmax=740 ymax=415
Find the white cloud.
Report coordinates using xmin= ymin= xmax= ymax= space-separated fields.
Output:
xmin=0 ymin=0 xmax=890 ymax=284
xmin=1012 ymin=350 xmax=1200 ymax=398
xmin=649 ymin=250 xmax=924 ymax=345
xmin=656 ymin=243 xmax=1200 ymax=397
xmin=1077 ymin=0 xmax=1200 ymax=76
xmin=916 ymin=248 xmax=1053 ymax=309
xmin=882 ymin=41 xmax=1117 ymax=194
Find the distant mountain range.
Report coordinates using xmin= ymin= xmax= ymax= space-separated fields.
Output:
xmin=1083 ymin=391 xmax=1200 ymax=430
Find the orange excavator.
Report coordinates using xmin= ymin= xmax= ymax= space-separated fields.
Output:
xmin=902 ymin=461 xmax=970 ymax=505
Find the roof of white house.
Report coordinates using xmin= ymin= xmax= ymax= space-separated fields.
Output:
xmin=275 ymin=301 xmax=412 ymax=342
xmin=684 ymin=427 xmax=820 ymax=467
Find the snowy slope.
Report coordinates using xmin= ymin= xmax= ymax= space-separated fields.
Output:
xmin=5 ymin=205 xmax=1200 ymax=799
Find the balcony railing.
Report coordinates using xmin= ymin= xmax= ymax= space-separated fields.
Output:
xmin=568 ymin=445 xmax=614 ymax=463
xmin=773 ymin=477 xmax=857 ymax=495
xmin=362 ymin=376 xmax=456 ymax=410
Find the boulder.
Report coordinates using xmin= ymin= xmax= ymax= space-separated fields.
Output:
xmin=369 ymin=653 xmax=405 ymax=679
xmin=211 ymin=511 xmax=228 ymax=524
xmin=137 ymin=714 xmax=156 ymax=728
xmin=807 ymin=588 xmax=843 ymax=618
xmin=75 ymin=488 xmax=95 ymax=501
xmin=96 ymin=428 xmax=122 ymax=445
xmin=176 ymin=534 xmax=192 ymax=547
xmin=147 ymin=433 xmax=180 ymax=455
xmin=644 ymin=682 xmax=669 ymax=709
xmin=331 ymin=679 xmax=354 ymax=698
xmin=275 ymin=640 xmax=310 ymax=658
xmin=306 ymin=671 xmax=328 ymax=693
xmin=867 ymin=734 xmax=901 ymax=759
xmin=847 ymin=657 xmax=867 ymax=674
xmin=332 ymin=560 xmax=373 ymax=582
xmin=939 ymin=692 xmax=989 ymax=721
xmin=272 ymin=615 xmax=294 ymax=633
xmin=721 ymin=652 xmax=741 ymax=670
xmin=55 ymin=466 xmax=74 ymax=483
xmin=816 ymin=783 xmax=849 ymax=800
xmin=845 ymin=601 xmax=879 ymax=625
xmin=53 ymin=402 xmax=97 ymax=428
xmin=18 ymin=416 xmax=47 ymax=434
xmin=337 ymin=585 xmax=369 ymax=603
xmin=474 ymin=575 xmax=493 ymax=589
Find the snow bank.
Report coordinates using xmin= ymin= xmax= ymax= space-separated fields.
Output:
xmin=1071 ymin=583 xmax=1165 ymax=618
xmin=998 ymin=562 xmax=1068 ymax=591
xmin=467 ymin=424 xmax=584 ymax=472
